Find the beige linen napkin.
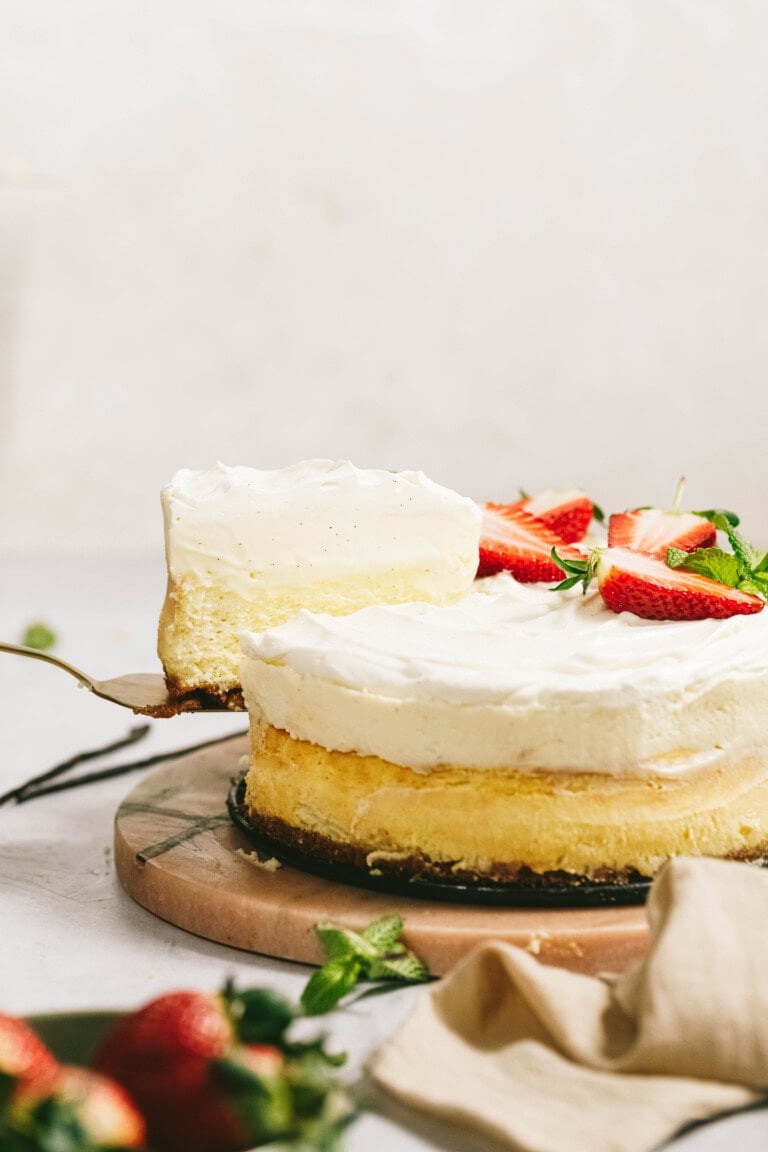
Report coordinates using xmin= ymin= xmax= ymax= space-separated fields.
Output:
xmin=371 ymin=857 xmax=768 ymax=1152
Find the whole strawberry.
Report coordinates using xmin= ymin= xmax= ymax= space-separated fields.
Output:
xmin=94 ymin=984 xmax=328 ymax=1152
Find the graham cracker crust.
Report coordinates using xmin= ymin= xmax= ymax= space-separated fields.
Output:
xmin=236 ymin=802 xmax=652 ymax=890
xmin=164 ymin=673 xmax=245 ymax=712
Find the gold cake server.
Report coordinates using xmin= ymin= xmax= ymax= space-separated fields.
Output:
xmin=0 ymin=641 xmax=242 ymax=716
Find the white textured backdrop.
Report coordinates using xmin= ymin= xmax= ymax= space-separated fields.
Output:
xmin=2 ymin=0 xmax=768 ymax=555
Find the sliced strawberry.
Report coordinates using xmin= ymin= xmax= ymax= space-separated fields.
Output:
xmin=514 ymin=488 xmax=595 ymax=543
xmin=596 ymin=547 xmax=764 ymax=620
xmin=608 ymin=507 xmax=716 ymax=557
xmin=53 ymin=1067 xmax=146 ymax=1148
xmin=478 ymin=504 xmax=586 ymax=582
xmin=10 ymin=1066 xmax=146 ymax=1150
xmin=0 ymin=1013 xmax=59 ymax=1095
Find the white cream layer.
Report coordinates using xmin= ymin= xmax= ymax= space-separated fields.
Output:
xmin=240 ymin=574 xmax=768 ymax=776
xmin=161 ymin=460 xmax=481 ymax=599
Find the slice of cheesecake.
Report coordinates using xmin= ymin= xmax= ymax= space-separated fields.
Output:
xmin=158 ymin=460 xmax=481 ymax=706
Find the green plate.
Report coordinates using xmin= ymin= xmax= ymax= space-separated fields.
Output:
xmin=25 ymin=1012 xmax=124 ymax=1066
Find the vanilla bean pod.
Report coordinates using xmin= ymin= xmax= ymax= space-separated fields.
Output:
xmin=14 ymin=729 xmax=248 ymax=804
xmin=0 ymin=723 xmax=151 ymax=807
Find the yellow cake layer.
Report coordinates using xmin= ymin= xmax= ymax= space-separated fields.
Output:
xmin=244 ymin=719 xmax=768 ymax=879
xmin=158 ymin=572 xmax=470 ymax=697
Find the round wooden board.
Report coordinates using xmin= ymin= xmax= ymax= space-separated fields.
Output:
xmin=114 ymin=735 xmax=650 ymax=976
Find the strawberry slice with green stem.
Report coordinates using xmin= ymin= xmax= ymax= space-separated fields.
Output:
xmin=8 ymin=1065 xmax=147 ymax=1150
xmin=478 ymin=505 xmax=587 ymax=582
xmin=553 ymin=545 xmax=764 ymax=621
xmin=607 ymin=478 xmax=726 ymax=558
xmin=0 ymin=1014 xmax=59 ymax=1105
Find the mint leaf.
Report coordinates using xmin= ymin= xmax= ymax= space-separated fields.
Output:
xmin=702 ymin=513 xmax=759 ymax=570
xmin=695 ymin=508 xmax=740 ymax=527
xmin=369 ymin=951 xmax=430 ymax=983
xmin=360 ymin=914 xmax=404 ymax=953
xmin=666 ymin=514 xmax=767 ymax=604
xmin=740 ymin=579 xmax=767 ymax=597
xmin=21 ymin=622 xmax=56 ymax=651
xmin=300 ymin=915 xmax=431 ymax=1015
xmin=666 ymin=546 xmax=741 ymax=587
xmin=301 ymin=959 xmax=362 ymax=1016
xmin=314 ymin=924 xmax=374 ymax=963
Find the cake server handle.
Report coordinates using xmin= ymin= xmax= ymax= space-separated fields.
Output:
xmin=0 ymin=641 xmax=95 ymax=690
xmin=0 ymin=640 xmax=238 ymax=715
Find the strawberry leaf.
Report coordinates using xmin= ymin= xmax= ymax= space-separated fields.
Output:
xmin=223 ymin=983 xmax=296 ymax=1044
xmin=551 ymin=574 xmax=586 ymax=591
xmin=291 ymin=1089 xmax=357 ymax=1152
xmin=8 ymin=1096 xmax=88 ymax=1152
xmin=0 ymin=1071 xmax=15 ymax=1112
xmin=550 ymin=548 xmax=597 ymax=593
xmin=213 ymin=1056 xmax=295 ymax=1141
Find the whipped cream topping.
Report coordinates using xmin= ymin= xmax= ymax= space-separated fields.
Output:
xmin=161 ymin=460 xmax=481 ymax=598
xmin=240 ymin=574 xmax=768 ymax=775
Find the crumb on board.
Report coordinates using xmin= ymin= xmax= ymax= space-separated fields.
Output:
xmin=526 ymin=930 xmax=552 ymax=956
xmin=236 ymin=848 xmax=282 ymax=873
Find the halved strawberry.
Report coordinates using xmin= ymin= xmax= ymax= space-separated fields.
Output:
xmin=596 ymin=547 xmax=764 ymax=620
xmin=10 ymin=1066 xmax=146 ymax=1150
xmin=514 ymin=488 xmax=596 ymax=543
xmin=0 ymin=1013 xmax=59 ymax=1097
xmin=478 ymin=504 xmax=586 ymax=582
xmin=608 ymin=508 xmax=716 ymax=557
xmin=53 ymin=1067 xmax=146 ymax=1148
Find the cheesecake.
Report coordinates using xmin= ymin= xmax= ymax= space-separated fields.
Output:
xmin=158 ymin=460 xmax=481 ymax=706
xmin=239 ymin=574 xmax=768 ymax=886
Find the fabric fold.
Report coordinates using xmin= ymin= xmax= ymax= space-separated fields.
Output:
xmin=370 ymin=858 xmax=768 ymax=1152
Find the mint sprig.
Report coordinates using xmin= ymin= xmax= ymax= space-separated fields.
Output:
xmin=667 ymin=512 xmax=768 ymax=599
xmin=300 ymin=915 xmax=430 ymax=1016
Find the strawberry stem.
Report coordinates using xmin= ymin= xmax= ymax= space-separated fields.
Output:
xmin=672 ymin=476 xmax=686 ymax=515
xmin=550 ymin=548 xmax=599 ymax=594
